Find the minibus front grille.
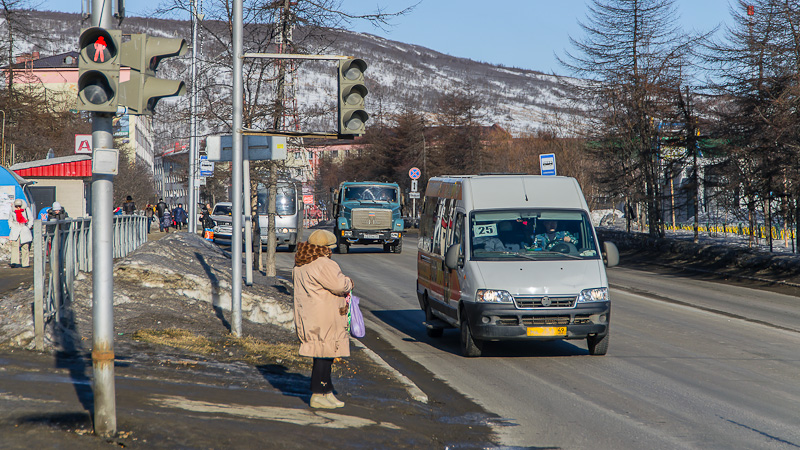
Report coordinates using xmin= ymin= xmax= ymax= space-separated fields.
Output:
xmin=514 ymin=296 xmax=576 ymax=309
xmin=495 ymin=316 xmax=571 ymax=326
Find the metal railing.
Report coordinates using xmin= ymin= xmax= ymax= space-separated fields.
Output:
xmin=32 ymin=215 xmax=149 ymax=350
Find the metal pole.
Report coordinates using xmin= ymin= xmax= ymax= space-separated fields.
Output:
xmin=33 ymin=220 xmax=44 ymax=351
xmin=188 ymin=0 xmax=199 ymax=234
xmin=90 ymin=0 xmax=117 ymax=438
xmin=231 ymin=0 xmax=243 ymax=337
xmin=244 ymin=142 xmax=253 ymax=285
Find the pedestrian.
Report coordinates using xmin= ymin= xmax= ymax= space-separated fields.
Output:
xmin=47 ymin=202 xmax=68 ymax=221
xmin=145 ymin=203 xmax=154 ymax=233
xmin=156 ymin=198 xmax=168 ymax=232
xmin=173 ymin=203 xmax=187 ymax=230
xmin=122 ymin=195 xmax=136 ymax=215
xmin=7 ymin=198 xmax=33 ymax=268
xmin=292 ymin=229 xmax=354 ymax=409
xmin=160 ymin=208 xmax=172 ymax=233
xmin=200 ymin=204 xmax=215 ymax=240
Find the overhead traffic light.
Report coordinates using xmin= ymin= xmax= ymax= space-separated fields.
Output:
xmin=119 ymin=34 xmax=187 ymax=115
xmin=337 ymin=58 xmax=369 ymax=136
xmin=77 ymin=27 xmax=122 ymax=113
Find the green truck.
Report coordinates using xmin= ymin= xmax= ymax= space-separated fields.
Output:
xmin=332 ymin=181 xmax=404 ymax=253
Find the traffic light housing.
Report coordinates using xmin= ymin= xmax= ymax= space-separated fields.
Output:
xmin=77 ymin=27 xmax=121 ymax=112
xmin=119 ymin=34 xmax=187 ymax=115
xmin=337 ymin=58 xmax=369 ymax=136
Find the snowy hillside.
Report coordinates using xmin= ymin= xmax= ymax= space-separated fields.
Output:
xmin=17 ymin=11 xmax=584 ymax=137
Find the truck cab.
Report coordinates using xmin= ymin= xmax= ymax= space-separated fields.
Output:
xmin=332 ymin=181 xmax=404 ymax=253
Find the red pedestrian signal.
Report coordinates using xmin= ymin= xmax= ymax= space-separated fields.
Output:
xmin=94 ymin=36 xmax=108 ymax=62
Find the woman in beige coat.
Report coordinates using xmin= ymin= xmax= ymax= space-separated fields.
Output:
xmin=293 ymin=229 xmax=354 ymax=409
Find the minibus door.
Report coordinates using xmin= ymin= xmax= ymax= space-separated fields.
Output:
xmin=443 ymin=212 xmax=464 ymax=315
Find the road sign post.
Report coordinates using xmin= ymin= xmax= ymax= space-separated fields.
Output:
xmin=409 ymin=167 xmax=421 ymax=218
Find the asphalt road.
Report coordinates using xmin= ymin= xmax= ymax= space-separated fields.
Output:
xmin=274 ymin=236 xmax=800 ymax=449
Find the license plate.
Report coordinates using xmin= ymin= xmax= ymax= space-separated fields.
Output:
xmin=363 ymin=234 xmax=380 ymax=239
xmin=527 ymin=326 xmax=567 ymax=337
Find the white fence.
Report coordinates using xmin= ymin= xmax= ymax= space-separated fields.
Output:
xmin=32 ymin=215 xmax=148 ymax=350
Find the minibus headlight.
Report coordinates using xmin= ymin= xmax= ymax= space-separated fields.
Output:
xmin=476 ymin=289 xmax=514 ymax=303
xmin=577 ymin=287 xmax=609 ymax=303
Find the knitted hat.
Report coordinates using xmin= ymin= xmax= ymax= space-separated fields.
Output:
xmin=14 ymin=199 xmax=23 ymax=206
xmin=307 ymin=229 xmax=337 ymax=248
xmin=52 ymin=202 xmax=62 ymax=210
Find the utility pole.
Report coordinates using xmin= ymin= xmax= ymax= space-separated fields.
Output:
xmin=90 ymin=0 xmax=117 ymax=438
xmin=265 ymin=0 xmax=292 ymax=278
xmin=188 ymin=0 xmax=200 ymax=234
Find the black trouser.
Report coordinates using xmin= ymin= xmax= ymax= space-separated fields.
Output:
xmin=311 ymin=357 xmax=334 ymax=394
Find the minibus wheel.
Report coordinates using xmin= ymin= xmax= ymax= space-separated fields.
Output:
xmin=460 ymin=316 xmax=483 ymax=357
xmin=587 ymin=331 xmax=609 ymax=356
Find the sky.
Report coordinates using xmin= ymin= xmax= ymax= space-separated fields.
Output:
xmin=37 ymin=0 xmax=737 ymax=74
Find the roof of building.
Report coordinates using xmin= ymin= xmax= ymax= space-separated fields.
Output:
xmin=10 ymin=154 xmax=92 ymax=178
xmin=6 ymin=51 xmax=80 ymax=70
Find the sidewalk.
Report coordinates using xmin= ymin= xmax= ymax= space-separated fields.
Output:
xmin=0 ymin=337 xmax=495 ymax=449
xmin=0 ymin=232 xmax=497 ymax=449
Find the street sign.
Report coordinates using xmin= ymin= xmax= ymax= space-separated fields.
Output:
xmin=199 ymin=155 xmax=214 ymax=176
xmin=409 ymin=192 xmax=420 ymax=199
xmin=75 ymin=134 xmax=92 ymax=154
xmin=409 ymin=167 xmax=420 ymax=179
xmin=540 ymin=153 xmax=556 ymax=176
xmin=411 ymin=179 xmax=418 ymax=192
xmin=92 ymin=148 xmax=119 ymax=175
xmin=206 ymin=135 xmax=287 ymax=161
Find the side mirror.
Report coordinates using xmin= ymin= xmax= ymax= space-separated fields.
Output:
xmin=445 ymin=243 xmax=461 ymax=270
xmin=603 ymin=241 xmax=619 ymax=267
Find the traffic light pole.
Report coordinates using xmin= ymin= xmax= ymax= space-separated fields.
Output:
xmin=90 ymin=0 xmax=117 ymax=438
xmin=231 ymin=0 xmax=244 ymax=337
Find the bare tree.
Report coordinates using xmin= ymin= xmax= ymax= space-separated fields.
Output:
xmin=560 ymin=0 xmax=692 ymax=237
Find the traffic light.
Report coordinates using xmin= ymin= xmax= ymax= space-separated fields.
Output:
xmin=337 ymin=58 xmax=369 ymax=136
xmin=119 ymin=34 xmax=187 ymax=115
xmin=77 ymin=27 xmax=121 ymax=112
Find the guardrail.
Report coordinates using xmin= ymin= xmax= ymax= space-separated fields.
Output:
xmin=32 ymin=215 xmax=149 ymax=350
xmin=665 ymin=222 xmax=796 ymax=240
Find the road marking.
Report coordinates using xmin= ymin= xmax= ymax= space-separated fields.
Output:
xmin=150 ymin=394 xmax=401 ymax=429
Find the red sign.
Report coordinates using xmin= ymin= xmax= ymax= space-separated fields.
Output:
xmin=303 ymin=194 xmax=314 ymax=205
xmin=75 ymin=134 xmax=92 ymax=154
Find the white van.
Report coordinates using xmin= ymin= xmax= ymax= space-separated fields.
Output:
xmin=416 ymin=175 xmax=619 ymax=357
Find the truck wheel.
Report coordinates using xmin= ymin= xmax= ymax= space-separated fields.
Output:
xmin=287 ymin=244 xmax=297 ymax=252
xmin=338 ymin=242 xmax=349 ymax=254
xmin=587 ymin=331 xmax=609 ymax=356
xmin=460 ymin=315 xmax=483 ymax=357
xmin=383 ymin=243 xmax=392 ymax=252
xmin=392 ymin=240 xmax=403 ymax=253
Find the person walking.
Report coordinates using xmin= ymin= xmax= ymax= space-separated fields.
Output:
xmin=173 ymin=203 xmax=187 ymax=230
xmin=7 ymin=199 xmax=33 ymax=268
xmin=122 ymin=195 xmax=136 ymax=215
xmin=144 ymin=203 xmax=154 ymax=233
xmin=160 ymin=207 xmax=172 ymax=233
xmin=200 ymin=204 xmax=215 ymax=240
xmin=156 ymin=198 xmax=168 ymax=232
xmin=292 ymin=229 xmax=354 ymax=409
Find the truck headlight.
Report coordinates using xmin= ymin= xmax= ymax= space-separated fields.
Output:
xmin=577 ymin=287 xmax=609 ymax=303
xmin=476 ymin=289 xmax=514 ymax=303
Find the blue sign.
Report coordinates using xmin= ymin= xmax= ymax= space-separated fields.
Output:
xmin=539 ymin=153 xmax=556 ymax=176
xmin=409 ymin=167 xmax=421 ymax=179
xmin=199 ymin=155 xmax=214 ymax=177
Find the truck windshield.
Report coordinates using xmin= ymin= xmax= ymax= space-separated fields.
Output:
xmin=469 ymin=209 xmax=599 ymax=260
xmin=343 ymin=186 xmax=397 ymax=202
xmin=257 ymin=184 xmax=297 ymax=215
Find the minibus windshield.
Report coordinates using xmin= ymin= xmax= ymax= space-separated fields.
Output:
xmin=469 ymin=209 xmax=599 ymax=260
